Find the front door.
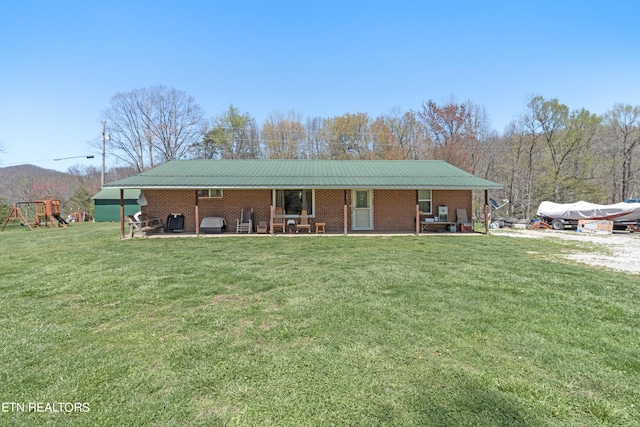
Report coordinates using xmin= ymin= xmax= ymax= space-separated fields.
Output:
xmin=352 ymin=189 xmax=373 ymax=230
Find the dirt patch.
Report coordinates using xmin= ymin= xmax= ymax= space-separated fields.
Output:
xmin=492 ymin=228 xmax=640 ymax=274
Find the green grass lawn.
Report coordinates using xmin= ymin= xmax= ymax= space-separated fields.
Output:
xmin=1 ymin=223 xmax=639 ymax=426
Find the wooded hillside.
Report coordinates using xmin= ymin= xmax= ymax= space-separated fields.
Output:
xmin=3 ymin=92 xmax=638 ymax=222
xmin=0 ymin=164 xmax=137 ymax=220
xmin=102 ymin=90 xmax=640 ymax=218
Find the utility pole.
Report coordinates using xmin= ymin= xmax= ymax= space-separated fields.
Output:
xmin=101 ymin=121 xmax=109 ymax=188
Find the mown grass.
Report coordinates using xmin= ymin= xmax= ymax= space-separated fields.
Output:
xmin=0 ymin=223 xmax=639 ymax=426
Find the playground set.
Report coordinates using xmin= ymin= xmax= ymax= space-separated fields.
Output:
xmin=2 ymin=196 xmax=68 ymax=231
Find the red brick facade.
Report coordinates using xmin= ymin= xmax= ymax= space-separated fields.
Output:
xmin=141 ymin=189 xmax=472 ymax=233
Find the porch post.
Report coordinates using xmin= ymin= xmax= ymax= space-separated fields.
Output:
xmin=343 ymin=190 xmax=348 ymax=235
xmin=119 ymin=189 xmax=125 ymax=240
xmin=195 ymin=190 xmax=200 ymax=236
xmin=484 ymin=189 xmax=490 ymax=234
xmin=270 ymin=204 xmax=274 ymax=236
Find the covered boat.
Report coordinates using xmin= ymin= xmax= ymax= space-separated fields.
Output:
xmin=537 ymin=200 xmax=640 ymax=229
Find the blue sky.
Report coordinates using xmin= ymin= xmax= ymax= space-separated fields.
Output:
xmin=1 ymin=0 xmax=639 ymax=172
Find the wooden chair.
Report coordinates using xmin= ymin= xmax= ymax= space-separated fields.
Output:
xmin=126 ymin=215 xmax=142 ymax=238
xmin=236 ymin=208 xmax=253 ymax=233
xmin=256 ymin=220 xmax=268 ymax=234
xmin=126 ymin=214 xmax=163 ymax=238
xmin=272 ymin=207 xmax=286 ymax=233
xmin=296 ymin=210 xmax=311 ymax=233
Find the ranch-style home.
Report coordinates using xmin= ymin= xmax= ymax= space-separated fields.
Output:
xmin=103 ymin=159 xmax=502 ymax=237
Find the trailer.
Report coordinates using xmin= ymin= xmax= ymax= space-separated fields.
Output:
xmin=536 ymin=200 xmax=640 ymax=230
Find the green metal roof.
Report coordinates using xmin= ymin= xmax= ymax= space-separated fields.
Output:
xmin=104 ymin=160 xmax=503 ymax=190
xmin=92 ymin=188 xmax=141 ymax=200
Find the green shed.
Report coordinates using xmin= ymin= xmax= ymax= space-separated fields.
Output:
xmin=92 ymin=188 xmax=141 ymax=222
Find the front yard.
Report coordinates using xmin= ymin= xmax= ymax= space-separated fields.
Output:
xmin=0 ymin=223 xmax=638 ymax=425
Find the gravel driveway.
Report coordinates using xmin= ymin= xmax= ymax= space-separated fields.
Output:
xmin=492 ymin=228 xmax=640 ymax=274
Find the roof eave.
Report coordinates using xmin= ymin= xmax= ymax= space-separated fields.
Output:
xmin=104 ymin=184 xmax=503 ymax=191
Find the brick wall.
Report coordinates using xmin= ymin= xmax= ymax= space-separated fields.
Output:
xmin=371 ymin=190 xmax=472 ymax=231
xmin=143 ymin=189 xmax=271 ymax=232
xmin=315 ymin=189 xmax=346 ymax=233
xmin=144 ymin=190 xmax=196 ymax=231
xmin=141 ymin=188 xmax=473 ymax=233
xmin=431 ymin=190 xmax=473 ymax=222
xmin=373 ymin=190 xmax=416 ymax=231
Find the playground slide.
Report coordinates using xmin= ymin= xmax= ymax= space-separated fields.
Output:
xmin=53 ymin=214 xmax=68 ymax=225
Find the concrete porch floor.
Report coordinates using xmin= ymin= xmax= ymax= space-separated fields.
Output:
xmin=136 ymin=229 xmax=484 ymax=238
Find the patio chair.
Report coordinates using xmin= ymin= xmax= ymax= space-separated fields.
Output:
xmin=272 ymin=207 xmax=286 ymax=233
xmin=236 ymin=208 xmax=253 ymax=233
xmin=296 ymin=210 xmax=311 ymax=233
xmin=456 ymin=208 xmax=473 ymax=232
xmin=126 ymin=214 xmax=163 ymax=237
xmin=256 ymin=220 xmax=268 ymax=234
xmin=126 ymin=215 xmax=143 ymax=238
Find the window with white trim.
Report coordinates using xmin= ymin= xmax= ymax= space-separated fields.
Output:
xmin=418 ymin=190 xmax=432 ymax=214
xmin=197 ymin=189 xmax=223 ymax=198
xmin=273 ymin=189 xmax=314 ymax=216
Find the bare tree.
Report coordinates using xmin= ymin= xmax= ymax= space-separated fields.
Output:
xmin=101 ymin=85 xmax=207 ymax=171
xmin=417 ymin=97 xmax=480 ymax=171
xmin=262 ymin=111 xmax=306 ymax=159
xmin=501 ymin=119 xmax=546 ymax=218
xmin=304 ymin=117 xmax=326 ymax=159
xmin=601 ymin=104 xmax=640 ymax=201
xmin=377 ymin=108 xmax=424 ymax=160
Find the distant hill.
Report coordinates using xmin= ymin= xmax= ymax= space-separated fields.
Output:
xmin=0 ymin=163 xmax=139 ymax=214
xmin=0 ymin=164 xmax=101 ymax=208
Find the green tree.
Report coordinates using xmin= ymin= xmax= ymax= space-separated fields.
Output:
xmin=198 ymin=105 xmax=260 ymax=159
xmin=559 ymin=108 xmax=602 ymax=201
xmin=0 ymin=196 xmax=10 ymax=222
xmin=68 ymin=187 xmax=94 ymax=215
xmin=529 ymin=96 xmax=600 ymax=200
xmin=317 ymin=113 xmax=374 ymax=159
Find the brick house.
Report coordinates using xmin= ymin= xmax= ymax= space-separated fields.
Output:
xmin=104 ymin=159 xmax=502 ymax=236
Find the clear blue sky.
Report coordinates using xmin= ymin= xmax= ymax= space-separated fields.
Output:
xmin=1 ymin=0 xmax=639 ymax=172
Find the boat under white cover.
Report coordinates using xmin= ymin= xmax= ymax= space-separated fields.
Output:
xmin=537 ymin=201 xmax=640 ymax=222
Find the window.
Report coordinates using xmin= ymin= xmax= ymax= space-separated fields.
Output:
xmin=273 ymin=189 xmax=314 ymax=216
xmin=418 ymin=190 xmax=432 ymax=214
xmin=197 ymin=189 xmax=223 ymax=198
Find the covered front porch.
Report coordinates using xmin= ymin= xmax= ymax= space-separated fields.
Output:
xmin=116 ymin=187 xmax=493 ymax=239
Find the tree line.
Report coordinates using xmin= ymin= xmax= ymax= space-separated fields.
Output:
xmin=100 ymin=85 xmax=640 ymax=219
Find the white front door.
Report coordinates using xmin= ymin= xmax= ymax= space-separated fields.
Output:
xmin=352 ymin=189 xmax=373 ymax=230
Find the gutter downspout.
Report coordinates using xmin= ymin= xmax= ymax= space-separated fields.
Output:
xmin=415 ymin=190 xmax=420 ymax=235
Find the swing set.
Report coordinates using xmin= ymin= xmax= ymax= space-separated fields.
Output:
xmin=2 ymin=196 xmax=68 ymax=231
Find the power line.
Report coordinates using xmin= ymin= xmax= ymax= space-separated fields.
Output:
xmin=3 ymin=155 xmax=97 ymax=167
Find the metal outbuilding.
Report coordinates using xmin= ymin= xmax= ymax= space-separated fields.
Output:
xmin=92 ymin=188 xmax=141 ymax=222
